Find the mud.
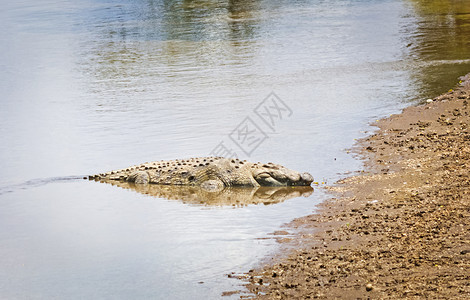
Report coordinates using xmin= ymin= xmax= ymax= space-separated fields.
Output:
xmin=234 ymin=74 xmax=470 ymax=299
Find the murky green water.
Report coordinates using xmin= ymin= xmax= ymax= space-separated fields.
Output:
xmin=1 ymin=0 xmax=469 ymax=298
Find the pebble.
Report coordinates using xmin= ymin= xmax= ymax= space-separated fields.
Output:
xmin=366 ymin=283 xmax=373 ymax=291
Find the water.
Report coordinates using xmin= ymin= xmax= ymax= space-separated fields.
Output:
xmin=1 ymin=0 xmax=470 ymax=298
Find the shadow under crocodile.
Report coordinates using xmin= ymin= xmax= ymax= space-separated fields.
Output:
xmin=96 ymin=180 xmax=314 ymax=206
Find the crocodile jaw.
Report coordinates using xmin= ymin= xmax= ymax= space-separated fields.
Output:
xmin=251 ymin=166 xmax=313 ymax=186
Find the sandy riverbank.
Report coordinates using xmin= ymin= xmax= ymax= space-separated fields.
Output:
xmin=235 ymin=74 xmax=470 ymax=299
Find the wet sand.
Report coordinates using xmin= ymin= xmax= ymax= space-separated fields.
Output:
xmin=235 ymin=74 xmax=470 ymax=299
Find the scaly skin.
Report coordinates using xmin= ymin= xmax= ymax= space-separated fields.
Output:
xmin=89 ymin=157 xmax=313 ymax=188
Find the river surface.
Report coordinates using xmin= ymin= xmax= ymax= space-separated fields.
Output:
xmin=1 ymin=0 xmax=469 ymax=299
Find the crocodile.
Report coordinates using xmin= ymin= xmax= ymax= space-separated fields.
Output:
xmin=88 ymin=157 xmax=313 ymax=189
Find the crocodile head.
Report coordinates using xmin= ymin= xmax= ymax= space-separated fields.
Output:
xmin=250 ymin=162 xmax=314 ymax=186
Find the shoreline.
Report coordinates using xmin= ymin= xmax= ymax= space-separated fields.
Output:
xmin=236 ymin=74 xmax=470 ymax=299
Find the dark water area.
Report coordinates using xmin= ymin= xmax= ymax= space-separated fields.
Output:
xmin=1 ymin=0 xmax=469 ymax=298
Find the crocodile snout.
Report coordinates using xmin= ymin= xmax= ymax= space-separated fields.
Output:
xmin=254 ymin=170 xmax=313 ymax=186
xmin=300 ymin=172 xmax=314 ymax=185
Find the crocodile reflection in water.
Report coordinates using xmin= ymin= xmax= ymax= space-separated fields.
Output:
xmin=101 ymin=180 xmax=314 ymax=206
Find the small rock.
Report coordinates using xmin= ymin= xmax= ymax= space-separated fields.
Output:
xmin=426 ymin=99 xmax=433 ymax=103
xmin=366 ymin=283 xmax=373 ymax=291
